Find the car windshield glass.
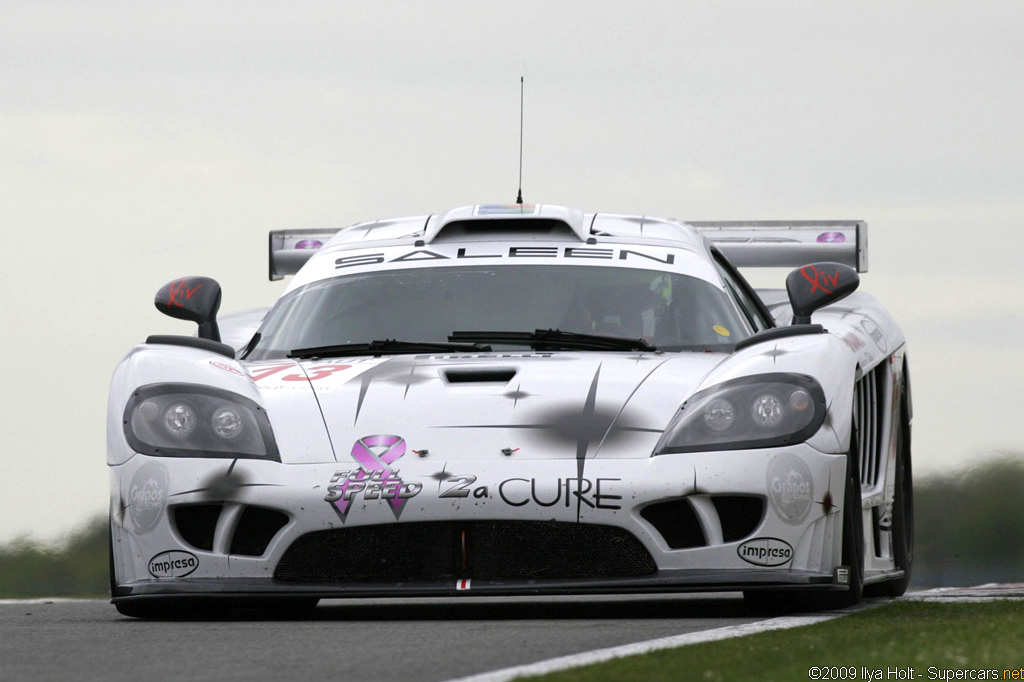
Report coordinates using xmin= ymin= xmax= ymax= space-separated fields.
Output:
xmin=246 ymin=264 xmax=751 ymax=360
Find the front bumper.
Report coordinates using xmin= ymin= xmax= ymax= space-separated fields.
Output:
xmin=110 ymin=444 xmax=850 ymax=602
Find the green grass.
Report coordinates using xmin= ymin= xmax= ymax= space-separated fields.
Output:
xmin=521 ymin=601 xmax=1024 ymax=682
xmin=0 ymin=516 xmax=108 ymax=598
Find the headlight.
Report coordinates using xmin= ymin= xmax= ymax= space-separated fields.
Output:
xmin=655 ymin=374 xmax=826 ymax=454
xmin=124 ymin=384 xmax=280 ymax=460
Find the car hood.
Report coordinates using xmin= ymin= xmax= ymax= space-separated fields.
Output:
xmin=252 ymin=351 xmax=725 ymax=464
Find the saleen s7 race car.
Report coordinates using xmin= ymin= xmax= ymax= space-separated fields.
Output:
xmin=108 ymin=203 xmax=912 ymax=618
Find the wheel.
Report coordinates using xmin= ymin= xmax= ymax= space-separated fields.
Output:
xmin=865 ymin=397 xmax=913 ymax=597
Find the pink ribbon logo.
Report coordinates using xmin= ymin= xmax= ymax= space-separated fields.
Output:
xmin=328 ymin=435 xmax=416 ymax=520
xmin=351 ymin=434 xmax=406 ymax=471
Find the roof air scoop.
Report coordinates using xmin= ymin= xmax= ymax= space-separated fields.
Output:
xmin=422 ymin=204 xmax=589 ymax=244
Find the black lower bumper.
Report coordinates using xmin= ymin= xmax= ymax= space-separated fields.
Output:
xmin=112 ymin=568 xmax=845 ymax=603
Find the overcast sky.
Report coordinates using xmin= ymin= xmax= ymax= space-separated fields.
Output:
xmin=2 ymin=0 xmax=1023 ymax=543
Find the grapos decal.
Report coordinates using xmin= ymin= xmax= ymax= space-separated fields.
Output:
xmin=128 ymin=462 xmax=169 ymax=534
xmin=767 ymin=454 xmax=813 ymax=525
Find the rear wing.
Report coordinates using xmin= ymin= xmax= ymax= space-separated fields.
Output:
xmin=690 ymin=220 xmax=868 ymax=273
xmin=268 ymin=228 xmax=338 ymax=281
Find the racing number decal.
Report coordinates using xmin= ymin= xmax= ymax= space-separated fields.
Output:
xmin=301 ymin=365 xmax=352 ymax=381
xmin=250 ymin=363 xmax=351 ymax=382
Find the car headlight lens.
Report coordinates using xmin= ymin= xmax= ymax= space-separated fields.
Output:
xmin=124 ymin=384 xmax=279 ymax=460
xmin=655 ymin=374 xmax=826 ymax=454
xmin=163 ymin=401 xmax=198 ymax=438
xmin=750 ymin=393 xmax=783 ymax=428
xmin=703 ymin=398 xmax=736 ymax=432
xmin=211 ymin=406 xmax=244 ymax=440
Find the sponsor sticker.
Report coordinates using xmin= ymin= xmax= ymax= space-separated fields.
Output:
xmin=737 ymin=537 xmax=794 ymax=567
xmin=128 ymin=462 xmax=169 ymax=534
xmin=496 ymin=477 xmax=622 ymax=510
xmin=148 ymin=550 xmax=199 ymax=578
xmin=209 ymin=360 xmax=243 ymax=376
xmin=860 ymin=318 xmax=887 ymax=353
xmin=324 ymin=435 xmax=423 ymax=522
xmin=766 ymin=454 xmax=814 ymax=525
xmin=816 ymin=232 xmax=846 ymax=244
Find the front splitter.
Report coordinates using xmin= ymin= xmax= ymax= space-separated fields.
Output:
xmin=112 ymin=568 xmax=846 ymax=602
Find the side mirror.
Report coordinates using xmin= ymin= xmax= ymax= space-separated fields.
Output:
xmin=785 ymin=262 xmax=859 ymax=325
xmin=155 ymin=276 xmax=223 ymax=342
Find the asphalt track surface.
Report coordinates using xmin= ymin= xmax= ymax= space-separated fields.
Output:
xmin=1 ymin=593 xmax=765 ymax=682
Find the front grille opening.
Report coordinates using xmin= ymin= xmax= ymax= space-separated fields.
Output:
xmin=711 ymin=495 xmax=764 ymax=542
xmin=171 ymin=504 xmax=222 ymax=551
xmin=274 ymin=521 xmax=656 ymax=583
xmin=230 ymin=507 xmax=290 ymax=557
xmin=640 ymin=499 xmax=707 ymax=549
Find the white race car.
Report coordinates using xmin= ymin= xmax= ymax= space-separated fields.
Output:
xmin=108 ymin=204 xmax=912 ymax=618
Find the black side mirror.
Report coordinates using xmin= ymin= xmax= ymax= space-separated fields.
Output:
xmin=785 ymin=262 xmax=859 ymax=325
xmin=155 ymin=276 xmax=223 ymax=342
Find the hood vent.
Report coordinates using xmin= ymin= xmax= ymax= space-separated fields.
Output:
xmin=443 ymin=368 xmax=517 ymax=384
xmin=431 ymin=218 xmax=580 ymax=242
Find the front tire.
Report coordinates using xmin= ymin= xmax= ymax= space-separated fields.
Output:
xmin=865 ymin=400 xmax=913 ymax=597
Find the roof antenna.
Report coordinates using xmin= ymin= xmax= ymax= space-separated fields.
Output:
xmin=516 ymin=76 xmax=524 ymax=205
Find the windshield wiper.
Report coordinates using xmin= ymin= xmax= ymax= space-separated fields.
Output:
xmin=449 ymin=329 xmax=657 ymax=352
xmin=289 ymin=339 xmax=492 ymax=359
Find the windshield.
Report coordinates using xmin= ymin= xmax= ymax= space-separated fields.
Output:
xmin=246 ymin=264 xmax=751 ymax=359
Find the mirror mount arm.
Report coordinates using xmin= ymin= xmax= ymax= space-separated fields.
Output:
xmin=198 ymin=320 xmax=221 ymax=343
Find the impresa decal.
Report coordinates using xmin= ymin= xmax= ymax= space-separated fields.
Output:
xmin=737 ymin=537 xmax=794 ymax=567
xmin=128 ymin=462 xmax=169 ymax=534
xmin=324 ymin=435 xmax=423 ymax=521
xmin=767 ymin=454 xmax=814 ymax=525
xmin=497 ymin=477 xmax=622 ymax=510
xmin=148 ymin=550 xmax=199 ymax=578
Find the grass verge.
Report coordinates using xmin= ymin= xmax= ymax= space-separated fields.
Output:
xmin=0 ymin=516 xmax=108 ymax=598
xmin=521 ymin=600 xmax=1024 ymax=682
